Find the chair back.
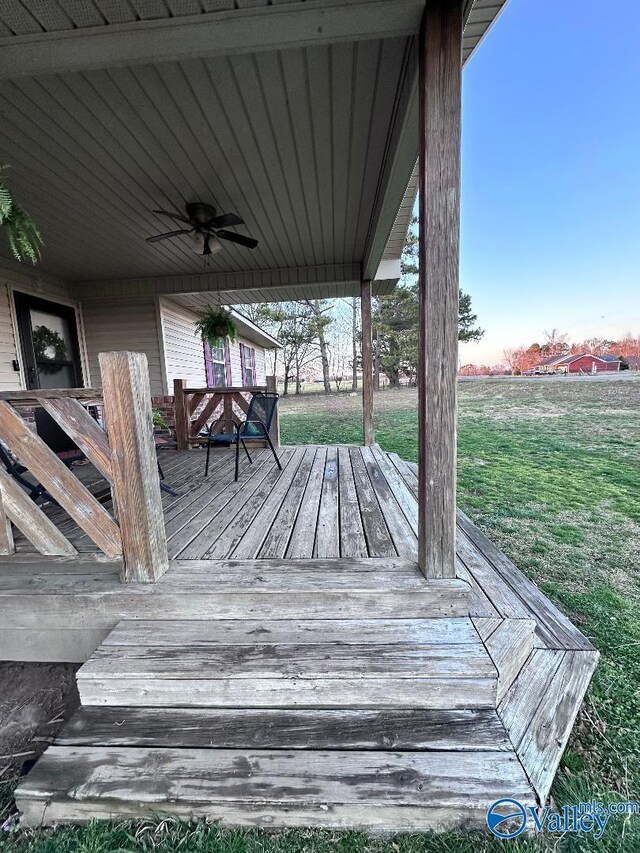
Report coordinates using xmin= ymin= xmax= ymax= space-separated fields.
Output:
xmin=34 ymin=407 xmax=80 ymax=455
xmin=246 ymin=392 xmax=279 ymax=432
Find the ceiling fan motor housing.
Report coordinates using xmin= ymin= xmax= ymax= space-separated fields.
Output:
xmin=186 ymin=202 xmax=217 ymax=225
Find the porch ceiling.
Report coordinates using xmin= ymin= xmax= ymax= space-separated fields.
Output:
xmin=0 ymin=0 xmax=508 ymax=295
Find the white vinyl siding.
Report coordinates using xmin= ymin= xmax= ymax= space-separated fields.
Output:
xmin=82 ymin=297 xmax=164 ymax=395
xmin=0 ymin=283 xmax=21 ymax=390
xmin=159 ymin=299 xmax=206 ymax=392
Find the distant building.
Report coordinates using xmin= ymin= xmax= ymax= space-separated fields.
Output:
xmin=531 ymin=353 xmax=622 ymax=375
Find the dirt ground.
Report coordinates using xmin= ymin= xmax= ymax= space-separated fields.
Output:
xmin=0 ymin=663 xmax=79 ymax=811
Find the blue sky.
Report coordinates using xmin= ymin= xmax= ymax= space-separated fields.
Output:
xmin=458 ymin=0 xmax=640 ymax=365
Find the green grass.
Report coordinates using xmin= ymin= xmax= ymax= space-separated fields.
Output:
xmin=3 ymin=379 xmax=639 ymax=852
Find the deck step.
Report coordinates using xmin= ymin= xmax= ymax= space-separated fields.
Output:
xmin=15 ymin=744 xmax=536 ymax=829
xmin=56 ymin=706 xmax=512 ymax=750
xmin=76 ymin=617 xmax=499 ymax=710
xmin=473 ymin=618 xmax=536 ymax=702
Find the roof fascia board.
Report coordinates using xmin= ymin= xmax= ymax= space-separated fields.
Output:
xmin=0 ymin=0 xmax=425 ymax=81
xmin=74 ymin=263 xmax=362 ymax=301
xmin=230 ymin=310 xmax=282 ymax=350
xmin=361 ymin=39 xmax=418 ymax=281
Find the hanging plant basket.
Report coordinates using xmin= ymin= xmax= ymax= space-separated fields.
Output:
xmin=195 ymin=307 xmax=238 ymax=347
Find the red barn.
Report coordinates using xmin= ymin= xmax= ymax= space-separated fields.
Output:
xmin=532 ymin=353 xmax=622 ymax=374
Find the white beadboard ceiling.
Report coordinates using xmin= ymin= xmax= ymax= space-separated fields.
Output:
xmin=0 ymin=0 xmax=508 ymax=297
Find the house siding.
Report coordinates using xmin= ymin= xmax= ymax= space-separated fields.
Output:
xmin=567 ymin=355 xmax=620 ymax=374
xmin=0 ymin=283 xmax=20 ymax=391
xmin=81 ymin=297 xmax=164 ymax=395
xmin=159 ymin=299 xmax=206 ymax=392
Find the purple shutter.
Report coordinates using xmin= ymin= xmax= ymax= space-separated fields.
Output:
xmin=224 ymin=340 xmax=232 ymax=387
xmin=204 ymin=341 xmax=214 ymax=386
xmin=239 ymin=343 xmax=246 ymax=386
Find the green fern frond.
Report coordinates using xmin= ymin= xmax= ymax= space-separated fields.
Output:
xmin=1 ymin=198 xmax=43 ymax=264
xmin=0 ymin=182 xmax=12 ymax=222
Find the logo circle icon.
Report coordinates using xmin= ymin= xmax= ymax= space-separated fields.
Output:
xmin=486 ymin=798 xmax=528 ymax=838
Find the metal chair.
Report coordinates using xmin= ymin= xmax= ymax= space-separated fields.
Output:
xmin=205 ymin=392 xmax=281 ymax=481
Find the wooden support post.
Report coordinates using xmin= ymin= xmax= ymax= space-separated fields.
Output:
xmin=173 ymin=378 xmax=190 ymax=451
xmin=266 ymin=375 xmax=281 ymax=448
xmin=360 ymin=280 xmax=375 ymax=446
xmin=100 ymin=352 xmax=169 ymax=583
xmin=417 ymin=0 xmax=462 ymax=579
xmin=223 ymin=393 xmax=234 ymax=434
xmin=0 ymin=485 xmax=15 ymax=555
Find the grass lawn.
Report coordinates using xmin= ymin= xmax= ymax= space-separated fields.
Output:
xmin=2 ymin=377 xmax=639 ymax=852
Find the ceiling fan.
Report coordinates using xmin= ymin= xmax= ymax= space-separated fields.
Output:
xmin=147 ymin=202 xmax=258 ymax=255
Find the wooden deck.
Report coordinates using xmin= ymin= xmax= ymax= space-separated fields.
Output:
xmin=1 ymin=445 xmax=598 ymax=829
xmin=8 ymin=444 xmax=445 ymax=559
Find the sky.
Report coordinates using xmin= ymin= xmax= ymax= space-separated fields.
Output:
xmin=457 ymin=0 xmax=640 ymax=366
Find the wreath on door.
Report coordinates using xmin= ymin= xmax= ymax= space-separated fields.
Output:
xmin=32 ymin=324 xmax=68 ymax=365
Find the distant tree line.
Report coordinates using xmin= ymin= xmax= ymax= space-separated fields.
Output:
xmin=503 ymin=330 xmax=640 ymax=375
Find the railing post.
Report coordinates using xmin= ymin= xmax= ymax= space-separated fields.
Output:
xmin=173 ymin=378 xmax=190 ymax=451
xmin=266 ymin=375 xmax=281 ymax=448
xmin=360 ymin=280 xmax=375 ymax=446
xmin=100 ymin=351 xmax=169 ymax=583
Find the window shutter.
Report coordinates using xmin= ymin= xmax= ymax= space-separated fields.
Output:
xmin=240 ymin=344 xmax=247 ymax=386
xmin=250 ymin=348 xmax=256 ymax=384
xmin=204 ymin=341 xmax=214 ymax=386
xmin=224 ymin=340 xmax=232 ymax=386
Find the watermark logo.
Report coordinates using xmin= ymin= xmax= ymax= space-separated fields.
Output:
xmin=486 ymin=798 xmax=639 ymax=840
xmin=486 ymin=798 xmax=528 ymax=838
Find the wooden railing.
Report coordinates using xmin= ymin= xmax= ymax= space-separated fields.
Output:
xmin=173 ymin=376 xmax=280 ymax=451
xmin=0 ymin=352 xmax=168 ymax=584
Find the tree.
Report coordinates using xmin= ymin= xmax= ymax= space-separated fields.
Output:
xmin=252 ymin=302 xmax=317 ymax=395
xmin=305 ymin=300 xmax=333 ymax=393
xmin=374 ymin=283 xmax=483 ymax=386
xmin=371 ymin=213 xmax=484 ymax=386
xmin=0 ymin=167 xmax=42 ymax=264
xmin=351 ymin=297 xmax=359 ymax=391
xmin=541 ymin=328 xmax=569 ymax=358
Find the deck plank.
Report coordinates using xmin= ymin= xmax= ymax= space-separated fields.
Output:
xmin=229 ymin=448 xmax=309 ymax=559
xmin=260 ymin=447 xmax=316 ymax=558
xmin=349 ymin=447 xmax=396 ymax=557
xmin=361 ymin=445 xmax=417 ymax=558
xmin=103 ymin=617 xmax=481 ymax=646
xmin=15 ymin=746 xmax=535 ymax=829
xmin=57 ymin=707 xmax=513 ymax=751
xmin=177 ymin=448 xmax=297 ymax=559
xmin=337 ymin=446 xmax=368 ymax=557
xmin=314 ymin=446 xmax=340 ymax=558
xmin=286 ymin=447 xmax=326 ymax=558
xmin=516 ymin=650 xmax=598 ymax=801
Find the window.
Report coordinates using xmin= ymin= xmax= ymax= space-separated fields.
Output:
xmin=241 ymin=343 xmax=255 ymax=386
xmin=204 ymin=340 xmax=227 ymax=388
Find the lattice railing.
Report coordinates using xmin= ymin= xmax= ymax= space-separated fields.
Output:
xmin=173 ymin=377 xmax=280 ymax=451
xmin=0 ymin=352 xmax=169 ymax=583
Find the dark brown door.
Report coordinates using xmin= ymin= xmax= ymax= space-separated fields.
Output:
xmin=14 ymin=293 xmax=83 ymax=390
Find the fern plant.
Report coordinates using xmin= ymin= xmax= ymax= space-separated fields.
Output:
xmin=195 ymin=306 xmax=238 ymax=347
xmin=0 ymin=167 xmax=42 ymax=264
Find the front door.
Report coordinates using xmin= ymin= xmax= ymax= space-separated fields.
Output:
xmin=14 ymin=293 xmax=83 ymax=390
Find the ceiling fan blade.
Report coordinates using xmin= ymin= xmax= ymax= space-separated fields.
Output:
xmin=146 ymin=228 xmax=192 ymax=243
xmin=216 ymin=229 xmax=258 ymax=249
xmin=152 ymin=209 xmax=192 ymax=225
xmin=212 ymin=212 xmax=243 ymax=229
